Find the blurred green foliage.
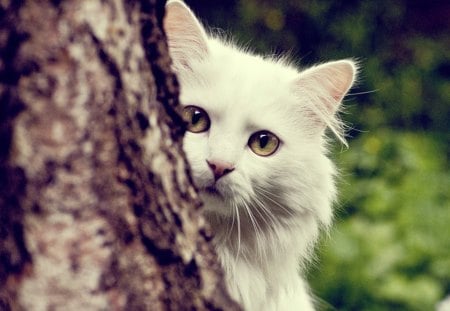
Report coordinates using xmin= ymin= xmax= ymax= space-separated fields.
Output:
xmin=186 ymin=0 xmax=450 ymax=309
xmin=314 ymin=131 xmax=450 ymax=310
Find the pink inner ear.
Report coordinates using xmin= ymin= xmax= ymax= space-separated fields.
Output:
xmin=291 ymin=60 xmax=357 ymax=141
xmin=325 ymin=62 xmax=356 ymax=103
xmin=296 ymin=60 xmax=356 ymax=115
xmin=164 ymin=1 xmax=208 ymax=68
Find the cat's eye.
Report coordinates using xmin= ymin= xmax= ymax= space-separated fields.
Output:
xmin=182 ymin=105 xmax=210 ymax=133
xmin=248 ymin=131 xmax=280 ymax=156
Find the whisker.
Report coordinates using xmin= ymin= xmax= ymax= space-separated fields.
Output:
xmin=227 ymin=199 xmax=236 ymax=241
xmin=346 ymin=89 xmax=378 ymax=96
xmin=251 ymin=196 xmax=280 ymax=256
xmin=252 ymin=195 xmax=279 ymax=228
xmin=239 ymin=197 xmax=264 ymax=263
xmin=234 ymin=201 xmax=242 ymax=263
xmin=255 ymin=186 xmax=299 ymax=217
xmin=261 ymin=184 xmax=315 ymax=214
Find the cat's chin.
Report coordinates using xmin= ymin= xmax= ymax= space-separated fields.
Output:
xmin=198 ymin=186 xmax=234 ymax=217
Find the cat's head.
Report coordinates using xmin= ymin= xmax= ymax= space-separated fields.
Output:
xmin=164 ymin=0 xmax=357 ymax=227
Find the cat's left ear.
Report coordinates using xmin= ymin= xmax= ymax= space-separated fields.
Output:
xmin=164 ymin=0 xmax=209 ymax=71
xmin=293 ymin=59 xmax=358 ymax=138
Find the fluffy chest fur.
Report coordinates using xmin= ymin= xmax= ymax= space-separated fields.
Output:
xmin=164 ymin=1 xmax=357 ymax=310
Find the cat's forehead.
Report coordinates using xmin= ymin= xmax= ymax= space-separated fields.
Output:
xmin=182 ymin=47 xmax=298 ymax=115
xmin=208 ymin=41 xmax=297 ymax=88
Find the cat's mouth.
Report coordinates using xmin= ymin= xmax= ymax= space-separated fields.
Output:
xmin=204 ymin=185 xmax=221 ymax=196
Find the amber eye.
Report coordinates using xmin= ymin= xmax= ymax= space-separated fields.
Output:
xmin=248 ymin=131 xmax=280 ymax=156
xmin=182 ymin=105 xmax=210 ymax=133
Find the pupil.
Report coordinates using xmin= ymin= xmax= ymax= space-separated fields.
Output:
xmin=259 ymin=134 xmax=269 ymax=148
xmin=192 ymin=110 xmax=201 ymax=124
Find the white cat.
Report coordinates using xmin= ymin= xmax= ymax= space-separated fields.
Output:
xmin=164 ymin=1 xmax=357 ymax=310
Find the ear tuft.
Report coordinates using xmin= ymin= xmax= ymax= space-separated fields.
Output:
xmin=164 ymin=0 xmax=208 ymax=71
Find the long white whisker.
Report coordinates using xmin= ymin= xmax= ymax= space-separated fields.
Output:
xmin=227 ymin=199 xmax=236 ymax=241
xmin=251 ymin=195 xmax=283 ymax=255
xmin=241 ymin=197 xmax=266 ymax=263
xmin=234 ymin=201 xmax=242 ymax=263
xmin=251 ymin=195 xmax=279 ymax=231
xmin=255 ymin=186 xmax=299 ymax=216
xmin=346 ymin=89 xmax=378 ymax=96
xmin=258 ymin=184 xmax=313 ymax=214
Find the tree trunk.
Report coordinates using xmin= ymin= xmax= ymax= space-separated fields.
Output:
xmin=0 ymin=0 xmax=240 ymax=310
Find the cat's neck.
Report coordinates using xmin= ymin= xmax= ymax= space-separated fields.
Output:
xmin=204 ymin=201 xmax=319 ymax=268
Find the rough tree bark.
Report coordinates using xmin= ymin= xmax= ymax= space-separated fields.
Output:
xmin=0 ymin=0 xmax=240 ymax=310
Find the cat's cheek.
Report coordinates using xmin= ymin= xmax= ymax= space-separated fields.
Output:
xmin=182 ymin=134 xmax=212 ymax=188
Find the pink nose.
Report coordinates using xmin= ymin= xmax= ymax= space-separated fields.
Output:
xmin=206 ymin=160 xmax=235 ymax=181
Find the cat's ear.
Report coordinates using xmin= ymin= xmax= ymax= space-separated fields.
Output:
xmin=164 ymin=0 xmax=208 ymax=71
xmin=293 ymin=59 xmax=358 ymax=141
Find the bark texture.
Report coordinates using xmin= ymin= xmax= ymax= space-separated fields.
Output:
xmin=0 ymin=0 xmax=240 ymax=310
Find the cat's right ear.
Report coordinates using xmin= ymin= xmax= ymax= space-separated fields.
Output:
xmin=164 ymin=0 xmax=208 ymax=71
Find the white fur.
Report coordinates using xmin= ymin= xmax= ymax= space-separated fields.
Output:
xmin=164 ymin=1 xmax=357 ymax=310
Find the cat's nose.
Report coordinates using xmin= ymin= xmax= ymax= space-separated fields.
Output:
xmin=206 ymin=160 xmax=235 ymax=181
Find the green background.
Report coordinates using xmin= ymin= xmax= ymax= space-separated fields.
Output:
xmin=185 ymin=0 xmax=450 ymax=310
